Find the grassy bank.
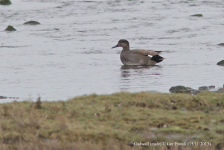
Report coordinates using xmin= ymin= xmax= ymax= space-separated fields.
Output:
xmin=0 ymin=92 xmax=224 ymax=150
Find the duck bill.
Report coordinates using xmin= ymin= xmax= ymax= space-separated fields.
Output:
xmin=112 ymin=44 xmax=119 ymax=48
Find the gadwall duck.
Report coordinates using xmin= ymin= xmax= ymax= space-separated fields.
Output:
xmin=112 ymin=39 xmax=164 ymax=65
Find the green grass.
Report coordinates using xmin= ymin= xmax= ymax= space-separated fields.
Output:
xmin=0 ymin=91 xmax=224 ymax=149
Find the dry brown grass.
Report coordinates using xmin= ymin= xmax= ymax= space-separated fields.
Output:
xmin=0 ymin=91 xmax=224 ymax=150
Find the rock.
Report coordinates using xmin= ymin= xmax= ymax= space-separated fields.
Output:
xmin=0 ymin=0 xmax=11 ymax=5
xmin=146 ymin=90 xmax=160 ymax=93
xmin=198 ymin=86 xmax=215 ymax=91
xmin=0 ymin=96 xmax=7 ymax=99
xmin=217 ymin=60 xmax=224 ymax=66
xmin=0 ymin=96 xmax=19 ymax=99
xmin=4 ymin=25 xmax=16 ymax=31
xmin=208 ymin=85 xmax=215 ymax=89
xmin=170 ymin=85 xmax=223 ymax=95
xmin=169 ymin=85 xmax=193 ymax=93
xmin=198 ymin=86 xmax=208 ymax=91
xmin=191 ymin=14 xmax=203 ymax=17
xmin=24 ymin=21 xmax=40 ymax=25
xmin=218 ymin=43 xmax=224 ymax=46
xmin=8 ymin=97 xmax=19 ymax=99
xmin=215 ymin=88 xmax=224 ymax=93
xmin=191 ymin=90 xmax=201 ymax=95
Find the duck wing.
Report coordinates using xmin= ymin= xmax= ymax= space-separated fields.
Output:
xmin=131 ymin=49 xmax=162 ymax=56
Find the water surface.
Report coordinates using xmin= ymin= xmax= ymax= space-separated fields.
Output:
xmin=0 ymin=0 xmax=224 ymax=102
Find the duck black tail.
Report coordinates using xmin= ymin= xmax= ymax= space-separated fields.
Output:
xmin=151 ymin=55 xmax=164 ymax=63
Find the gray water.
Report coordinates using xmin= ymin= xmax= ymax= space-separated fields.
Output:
xmin=0 ymin=0 xmax=224 ymax=102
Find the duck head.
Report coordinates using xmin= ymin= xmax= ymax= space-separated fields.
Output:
xmin=112 ymin=39 xmax=129 ymax=49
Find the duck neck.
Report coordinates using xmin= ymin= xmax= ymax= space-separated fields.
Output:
xmin=122 ymin=46 xmax=130 ymax=51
